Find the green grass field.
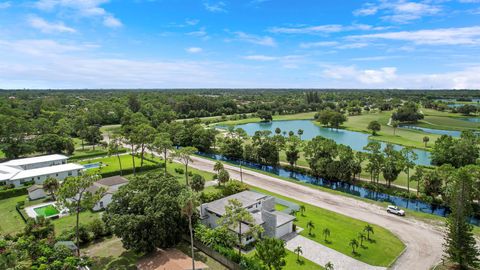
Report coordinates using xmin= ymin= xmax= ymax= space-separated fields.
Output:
xmin=251 ymin=186 xmax=405 ymax=267
xmin=246 ymin=249 xmax=324 ymax=270
xmin=215 ymin=112 xmax=316 ymax=126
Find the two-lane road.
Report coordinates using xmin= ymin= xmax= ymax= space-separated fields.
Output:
xmin=187 ymin=155 xmax=444 ymax=270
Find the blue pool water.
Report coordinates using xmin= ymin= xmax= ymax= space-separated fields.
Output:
xmin=224 ymin=120 xmax=432 ymax=166
xmin=83 ymin=162 xmax=101 ymax=169
xmin=400 ymin=125 xmax=461 ymax=137
xmin=460 ymin=117 xmax=480 ymax=123
xmin=198 ymin=152 xmax=480 ymax=225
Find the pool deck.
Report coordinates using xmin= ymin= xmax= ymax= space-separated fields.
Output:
xmin=25 ymin=202 xmax=61 ymax=218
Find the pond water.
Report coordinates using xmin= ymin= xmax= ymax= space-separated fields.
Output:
xmin=460 ymin=117 xmax=480 ymax=123
xmin=198 ymin=152 xmax=480 ymax=225
xmin=400 ymin=125 xmax=461 ymax=137
xmin=225 ymin=120 xmax=432 ymax=166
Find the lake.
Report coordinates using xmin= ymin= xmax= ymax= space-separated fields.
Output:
xmin=225 ymin=120 xmax=432 ymax=166
xmin=400 ymin=125 xmax=461 ymax=137
xmin=461 ymin=117 xmax=480 ymax=123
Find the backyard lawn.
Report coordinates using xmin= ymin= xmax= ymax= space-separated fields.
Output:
xmin=250 ymin=186 xmax=406 ymax=267
xmin=0 ymin=195 xmax=28 ymax=235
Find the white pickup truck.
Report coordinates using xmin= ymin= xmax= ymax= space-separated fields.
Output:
xmin=387 ymin=205 xmax=405 ymax=216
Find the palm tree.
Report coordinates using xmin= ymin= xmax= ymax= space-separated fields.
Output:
xmin=322 ymin=228 xmax=331 ymax=242
xmin=358 ymin=232 xmax=366 ymax=247
xmin=325 ymin=261 xmax=334 ymax=270
xmin=180 ymin=189 xmax=197 ymax=270
xmin=364 ymin=224 xmax=374 ymax=240
xmin=392 ymin=121 xmax=399 ymax=135
xmin=294 ymin=246 xmax=303 ymax=262
xmin=43 ymin=177 xmax=59 ymax=200
xmin=299 ymin=205 xmax=306 ymax=216
xmin=297 ymin=129 xmax=304 ymax=140
xmin=290 ymin=209 xmax=298 ymax=217
xmin=213 ymin=161 xmax=224 ymax=173
xmin=349 ymin=239 xmax=359 ymax=254
xmin=306 ymin=221 xmax=315 ymax=236
xmin=423 ymin=136 xmax=430 ymax=147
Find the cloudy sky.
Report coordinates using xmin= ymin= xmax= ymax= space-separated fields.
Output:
xmin=1 ymin=0 xmax=480 ymax=89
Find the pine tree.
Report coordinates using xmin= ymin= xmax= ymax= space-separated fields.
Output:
xmin=444 ymin=167 xmax=479 ymax=269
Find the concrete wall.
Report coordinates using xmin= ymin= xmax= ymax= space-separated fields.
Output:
xmin=276 ymin=221 xmax=293 ymax=238
xmin=261 ymin=210 xmax=277 ymax=238
xmin=93 ymin=193 xmax=113 ymax=211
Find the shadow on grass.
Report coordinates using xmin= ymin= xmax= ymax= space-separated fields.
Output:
xmin=296 ymin=259 xmax=305 ymax=265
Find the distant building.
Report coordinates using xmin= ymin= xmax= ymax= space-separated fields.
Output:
xmin=0 ymin=154 xmax=83 ymax=187
xmin=87 ymin=176 xmax=129 ymax=211
xmin=27 ymin=184 xmax=47 ymax=200
xmin=199 ymin=191 xmax=295 ymax=245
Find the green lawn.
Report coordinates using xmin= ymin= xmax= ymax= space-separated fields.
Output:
xmin=247 ymin=249 xmax=324 ymax=270
xmin=251 ymin=186 xmax=405 ymax=267
xmin=0 ymin=150 xmax=5 ymax=159
xmin=214 ymin=112 xmax=316 ymax=126
xmin=275 ymin=203 xmax=288 ymax=211
xmin=0 ymin=195 xmax=28 ymax=235
xmin=418 ymin=109 xmax=479 ymax=131
xmin=79 ymin=154 xmax=158 ymax=175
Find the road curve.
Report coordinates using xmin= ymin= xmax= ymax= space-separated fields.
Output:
xmin=187 ymin=155 xmax=444 ymax=270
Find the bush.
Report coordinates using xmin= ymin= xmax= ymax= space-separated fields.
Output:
xmin=223 ymin=180 xmax=248 ymax=196
xmin=199 ymin=190 xmax=224 ymax=203
xmin=88 ymin=218 xmax=106 ymax=240
xmin=191 ymin=174 xmax=205 ymax=192
xmin=0 ymin=187 xmax=28 ymax=200
xmin=174 ymin=168 xmax=184 ymax=174
xmin=77 ymin=225 xmax=91 ymax=244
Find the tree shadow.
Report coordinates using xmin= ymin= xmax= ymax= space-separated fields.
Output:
xmin=352 ymin=251 xmax=361 ymax=257
xmin=360 ymin=245 xmax=368 ymax=250
xmin=324 ymin=240 xmax=332 ymax=245
xmin=367 ymin=239 xmax=376 ymax=244
xmin=296 ymin=259 xmax=305 ymax=265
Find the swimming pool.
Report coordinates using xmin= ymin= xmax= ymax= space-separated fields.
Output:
xmin=34 ymin=204 xmax=60 ymax=218
xmin=83 ymin=162 xmax=102 ymax=169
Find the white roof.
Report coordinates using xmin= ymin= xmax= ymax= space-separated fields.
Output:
xmin=2 ymin=154 xmax=68 ymax=167
xmin=0 ymin=165 xmax=23 ymax=181
xmin=10 ymin=163 xmax=84 ymax=180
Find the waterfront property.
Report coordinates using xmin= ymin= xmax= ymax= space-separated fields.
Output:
xmin=199 ymin=191 xmax=296 ymax=245
xmin=0 ymin=154 xmax=84 ymax=187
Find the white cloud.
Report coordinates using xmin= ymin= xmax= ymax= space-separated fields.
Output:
xmin=0 ymin=1 xmax=11 ymax=9
xmin=348 ymin=26 xmax=480 ymax=45
xmin=300 ymin=41 xmax=368 ymax=49
xmin=187 ymin=27 xmax=209 ymax=40
xmin=186 ymin=47 xmax=203 ymax=53
xmin=244 ymin=55 xmax=278 ymax=61
xmin=322 ymin=65 xmax=397 ymax=84
xmin=34 ymin=0 xmax=122 ymax=28
xmin=354 ymin=1 xmax=441 ymax=23
xmin=230 ymin=31 xmax=277 ymax=47
xmin=269 ymin=24 xmax=387 ymax=35
xmin=203 ymin=1 xmax=227 ymax=13
xmin=103 ymin=15 xmax=122 ymax=28
xmin=27 ymin=16 xmax=76 ymax=33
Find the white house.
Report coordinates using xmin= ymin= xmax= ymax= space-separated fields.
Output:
xmin=199 ymin=191 xmax=296 ymax=245
xmin=27 ymin=185 xmax=47 ymax=200
xmin=87 ymin=176 xmax=128 ymax=211
xmin=0 ymin=154 xmax=84 ymax=187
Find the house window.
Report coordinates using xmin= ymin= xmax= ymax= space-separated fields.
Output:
xmin=56 ymin=173 xmax=59 ymax=177
xmin=68 ymin=171 xmax=72 ymax=176
xmin=37 ymin=177 xmax=40 ymax=180
xmin=100 ymin=201 xmax=104 ymax=208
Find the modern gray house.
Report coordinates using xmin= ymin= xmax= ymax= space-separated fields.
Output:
xmin=199 ymin=191 xmax=296 ymax=245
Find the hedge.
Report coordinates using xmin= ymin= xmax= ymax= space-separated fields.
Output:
xmin=98 ymin=164 xmax=161 ymax=178
xmin=0 ymin=187 xmax=28 ymax=200
xmin=69 ymin=149 xmax=127 ymax=161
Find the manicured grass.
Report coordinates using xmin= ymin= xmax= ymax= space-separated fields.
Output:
xmin=343 ymin=111 xmax=441 ymax=150
xmin=0 ymin=195 xmax=28 ymax=235
xmin=215 ymin=112 xmax=316 ymax=126
xmin=247 ymin=249 xmax=323 ymax=270
xmin=79 ymin=154 xmax=158 ymax=175
xmin=418 ymin=109 xmax=480 ymax=131
xmin=100 ymin=124 xmax=121 ymax=134
xmin=0 ymin=150 xmax=5 ymax=159
xmin=275 ymin=203 xmax=288 ymax=211
xmin=52 ymin=210 xmax=101 ymax=235
xmin=250 ymin=186 xmax=405 ymax=267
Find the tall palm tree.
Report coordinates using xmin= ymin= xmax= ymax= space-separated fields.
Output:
xmin=364 ymin=224 xmax=374 ymax=240
xmin=358 ymin=232 xmax=366 ymax=247
xmin=213 ymin=161 xmax=224 ymax=173
xmin=299 ymin=205 xmax=306 ymax=216
xmin=322 ymin=228 xmax=331 ymax=242
xmin=297 ymin=129 xmax=304 ymax=140
xmin=306 ymin=221 xmax=315 ymax=236
xmin=294 ymin=246 xmax=303 ymax=262
xmin=325 ymin=262 xmax=334 ymax=270
xmin=180 ymin=189 xmax=197 ymax=270
xmin=349 ymin=239 xmax=359 ymax=254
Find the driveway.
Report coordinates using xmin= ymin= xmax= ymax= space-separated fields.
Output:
xmin=285 ymin=234 xmax=386 ymax=270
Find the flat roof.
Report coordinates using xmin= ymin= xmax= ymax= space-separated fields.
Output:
xmin=2 ymin=154 xmax=68 ymax=166
xmin=96 ymin=176 xmax=128 ymax=187
xmin=204 ymin=191 xmax=268 ymax=216
xmin=10 ymin=163 xmax=84 ymax=180
xmin=273 ymin=210 xmax=296 ymax=226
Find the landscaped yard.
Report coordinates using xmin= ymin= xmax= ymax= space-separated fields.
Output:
xmin=250 ymin=186 xmax=406 ymax=267
xmin=0 ymin=195 xmax=28 ymax=235
xmin=246 ymin=249 xmax=324 ymax=270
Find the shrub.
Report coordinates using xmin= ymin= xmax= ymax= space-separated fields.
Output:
xmin=223 ymin=180 xmax=248 ymax=196
xmin=77 ymin=225 xmax=91 ymax=244
xmin=174 ymin=168 xmax=184 ymax=174
xmin=88 ymin=218 xmax=106 ymax=240
xmin=191 ymin=174 xmax=205 ymax=192
xmin=199 ymin=190 xmax=224 ymax=203
xmin=0 ymin=187 xmax=28 ymax=200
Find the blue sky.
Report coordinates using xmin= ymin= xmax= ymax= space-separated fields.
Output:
xmin=1 ymin=0 xmax=480 ymax=89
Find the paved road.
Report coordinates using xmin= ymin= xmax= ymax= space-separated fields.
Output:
xmin=186 ymin=155 xmax=444 ymax=270
xmin=285 ymin=234 xmax=386 ymax=270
